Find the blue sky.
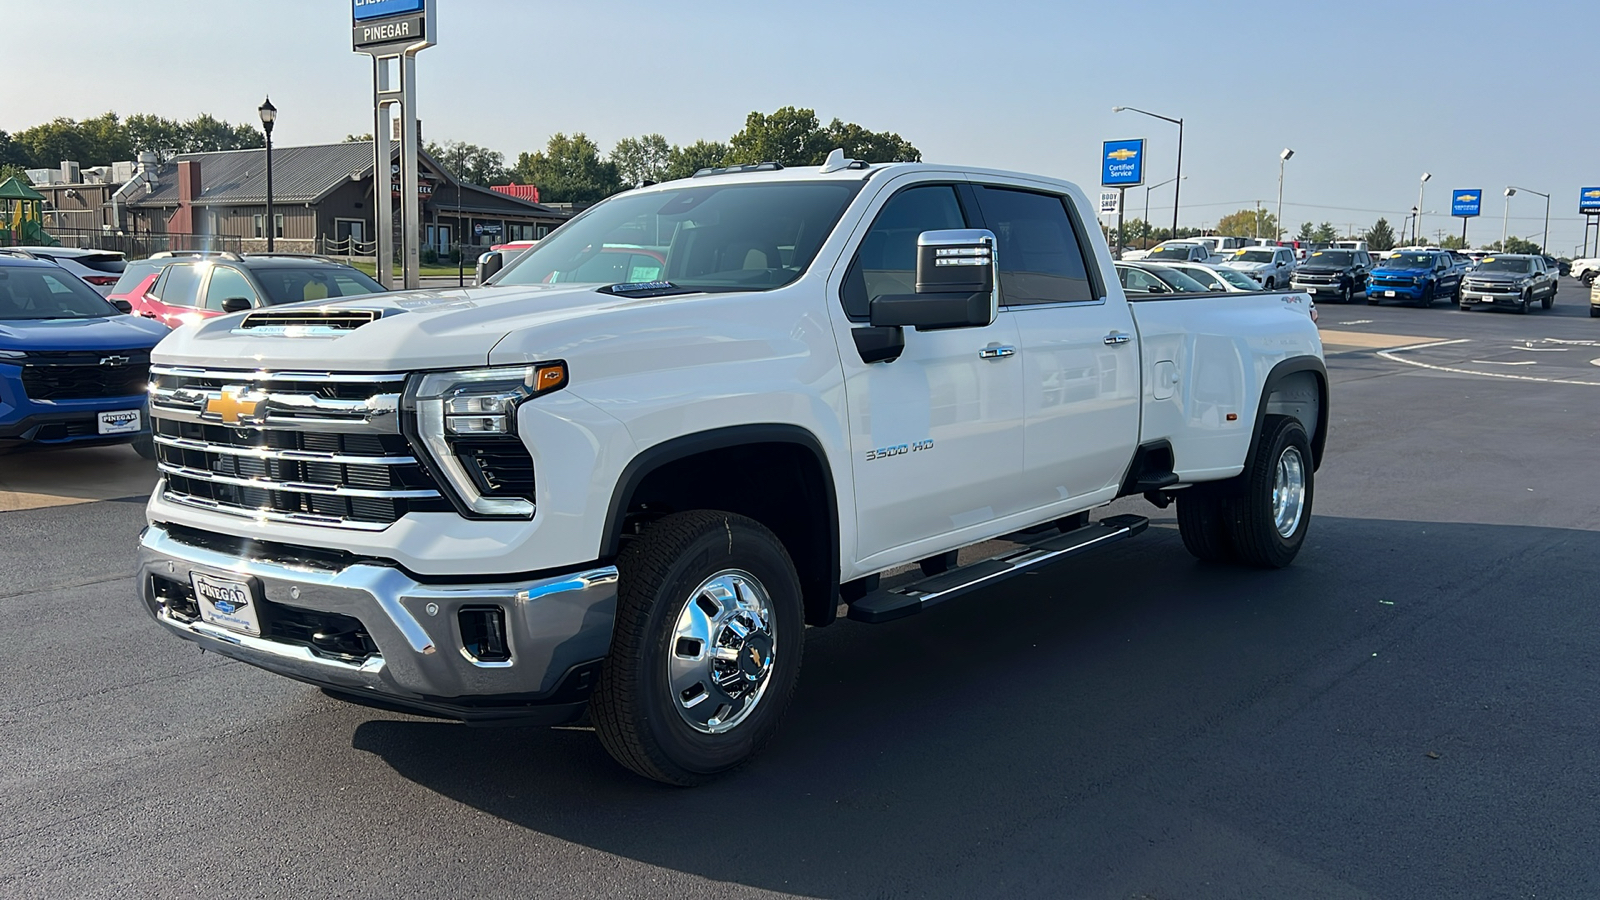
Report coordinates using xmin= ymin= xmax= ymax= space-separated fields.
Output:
xmin=8 ymin=0 xmax=1598 ymax=251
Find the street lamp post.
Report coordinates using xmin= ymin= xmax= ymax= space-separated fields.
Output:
xmin=1502 ymin=188 xmax=1515 ymax=251
xmin=1415 ymin=173 xmax=1431 ymax=246
xmin=1113 ymin=105 xmax=1184 ymax=237
xmin=1276 ymin=148 xmax=1294 ymax=242
xmin=1507 ymin=185 xmax=1550 ymax=253
xmin=1143 ymin=174 xmax=1185 ymax=248
xmin=258 ymin=97 xmax=277 ymax=252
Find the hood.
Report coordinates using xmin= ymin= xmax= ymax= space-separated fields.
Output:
xmin=0 ymin=314 xmax=168 ymax=353
xmin=1371 ymin=265 xmax=1431 ymax=278
xmin=150 ymin=283 xmax=717 ymax=372
xmin=1223 ymin=260 xmax=1272 ymax=271
xmin=1466 ymin=270 xmax=1530 ymax=282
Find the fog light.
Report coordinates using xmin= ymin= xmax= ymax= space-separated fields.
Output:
xmin=459 ymin=606 xmax=510 ymax=663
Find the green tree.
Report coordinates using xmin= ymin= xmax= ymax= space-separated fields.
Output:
xmin=726 ymin=106 xmax=830 ymax=166
xmin=0 ymin=163 xmax=30 ymax=185
xmin=1313 ymin=222 xmax=1339 ymax=243
xmin=426 ymin=139 xmax=507 ymax=185
xmin=125 ymin=114 xmax=185 ymax=153
xmin=610 ymin=133 xmax=672 ymax=186
xmin=1439 ymin=234 xmax=1468 ymax=250
xmin=181 ymin=114 xmax=262 ymax=152
xmin=820 ymin=118 xmax=920 ymax=163
xmin=662 ymin=140 xmax=729 ymax=180
xmin=511 ymin=133 xmax=621 ymax=203
xmin=1215 ymin=207 xmax=1277 ymax=239
xmin=344 ymin=133 xmax=374 ymax=142
xmin=1365 ymin=217 xmax=1396 ymax=251
xmin=1297 ymin=222 xmax=1315 ymax=242
xmin=1485 ymin=236 xmax=1541 ymax=254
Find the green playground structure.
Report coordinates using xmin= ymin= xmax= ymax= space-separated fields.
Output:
xmin=0 ymin=176 xmax=59 ymax=247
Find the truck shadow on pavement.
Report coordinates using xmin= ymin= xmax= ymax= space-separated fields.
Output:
xmin=349 ymin=514 xmax=1600 ymax=899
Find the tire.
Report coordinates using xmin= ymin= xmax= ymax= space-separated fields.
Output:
xmin=1583 ymin=271 xmax=1596 ymax=288
xmin=592 ymin=510 xmax=804 ymax=786
xmin=1224 ymin=415 xmax=1314 ymax=569
xmin=1519 ymin=293 xmax=1531 ymax=314
xmin=1451 ymin=284 xmax=1462 ymax=306
xmin=1339 ymin=285 xmax=1352 ymax=304
xmin=1542 ymin=292 xmax=1553 ymax=310
xmin=1590 ymin=307 xmax=1600 ymax=318
xmin=1176 ymin=485 xmax=1236 ymax=563
xmin=132 ymin=435 xmax=157 ymax=460
xmin=1419 ymin=283 xmax=1434 ymax=308
xmin=1264 ymin=278 xmax=1275 ymax=290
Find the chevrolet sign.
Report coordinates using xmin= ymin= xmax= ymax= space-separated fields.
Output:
xmin=1101 ymin=139 xmax=1145 ymax=187
xmin=1581 ymin=187 xmax=1600 ymax=216
xmin=353 ymin=0 xmax=425 ymax=21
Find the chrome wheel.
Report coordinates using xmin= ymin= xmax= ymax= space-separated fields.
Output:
xmin=1272 ymin=446 xmax=1307 ymax=538
xmin=667 ymin=569 xmax=776 ymax=734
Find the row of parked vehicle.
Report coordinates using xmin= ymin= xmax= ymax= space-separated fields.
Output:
xmin=1121 ymin=237 xmax=1575 ymax=315
xmin=0 ymin=247 xmax=385 ymax=456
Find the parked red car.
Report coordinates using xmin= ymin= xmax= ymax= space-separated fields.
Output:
xmin=126 ymin=253 xmax=386 ymax=329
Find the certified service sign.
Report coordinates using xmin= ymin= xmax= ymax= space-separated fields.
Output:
xmin=1581 ymin=187 xmax=1600 ymax=216
xmin=1451 ymin=190 xmax=1481 ymax=218
xmin=1102 ymin=139 xmax=1144 ymax=187
xmin=352 ymin=0 xmax=431 ymax=50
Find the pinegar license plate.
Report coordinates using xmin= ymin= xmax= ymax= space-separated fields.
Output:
xmin=192 ymin=572 xmax=262 ymax=636
xmin=97 ymin=409 xmax=141 ymax=435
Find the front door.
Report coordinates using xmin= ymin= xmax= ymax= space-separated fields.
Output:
xmin=967 ymin=182 xmax=1141 ymax=504
xmin=829 ymin=179 xmax=1027 ymax=568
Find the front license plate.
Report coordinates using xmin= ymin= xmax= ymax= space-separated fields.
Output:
xmin=192 ymin=572 xmax=262 ymax=636
xmin=1384 ymin=290 xmax=1396 ymax=298
xmin=97 ymin=409 xmax=141 ymax=435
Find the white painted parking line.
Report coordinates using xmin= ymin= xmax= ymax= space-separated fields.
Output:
xmin=1472 ymin=360 xmax=1537 ymax=366
xmin=1336 ymin=319 xmax=1375 ymax=325
xmin=1378 ymin=343 xmax=1600 ymax=387
xmin=1385 ymin=338 xmax=1470 ymax=353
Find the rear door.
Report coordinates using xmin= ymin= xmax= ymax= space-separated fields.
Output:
xmin=829 ymin=177 xmax=1027 ymax=567
xmin=968 ymin=182 xmax=1141 ymax=505
xmin=148 ymin=262 xmax=205 ymax=328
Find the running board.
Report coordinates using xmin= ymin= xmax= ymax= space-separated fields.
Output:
xmin=847 ymin=514 xmax=1150 ymax=624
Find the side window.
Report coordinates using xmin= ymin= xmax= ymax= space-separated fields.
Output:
xmin=840 ymin=184 xmax=966 ymax=319
xmin=972 ymin=186 xmax=1096 ymax=305
xmin=1119 ymin=267 xmax=1160 ymax=293
xmin=202 ymin=266 xmax=258 ymax=311
xmin=156 ymin=264 xmax=203 ymax=307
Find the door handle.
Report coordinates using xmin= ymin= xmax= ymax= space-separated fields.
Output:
xmin=978 ymin=345 xmax=1016 ymax=360
xmin=1104 ymin=331 xmax=1132 ymax=345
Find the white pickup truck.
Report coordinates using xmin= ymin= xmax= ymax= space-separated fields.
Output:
xmin=137 ymin=152 xmax=1327 ymax=785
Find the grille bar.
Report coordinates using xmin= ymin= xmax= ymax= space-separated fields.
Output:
xmin=157 ymin=462 xmax=439 ymax=499
xmin=153 ymin=434 xmax=413 ymax=466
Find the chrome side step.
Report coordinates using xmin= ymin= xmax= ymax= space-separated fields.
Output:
xmin=846 ymin=514 xmax=1149 ymax=624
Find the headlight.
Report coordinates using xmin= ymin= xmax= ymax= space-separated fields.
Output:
xmin=0 ymin=350 xmax=26 ymax=360
xmin=405 ymin=362 xmax=568 ymax=518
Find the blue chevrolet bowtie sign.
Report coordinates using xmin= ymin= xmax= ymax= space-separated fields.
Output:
xmin=354 ymin=0 xmax=425 ymax=21
xmin=1580 ymin=187 xmax=1600 ymax=216
xmin=1452 ymin=190 xmax=1481 ymax=218
xmin=1101 ymin=139 xmax=1145 ymax=188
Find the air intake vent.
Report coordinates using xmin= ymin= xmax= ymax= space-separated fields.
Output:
xmin=238 ymin=308 xmax=381 ymax=334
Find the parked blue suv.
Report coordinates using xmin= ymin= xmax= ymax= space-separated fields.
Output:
xmin=1367 ymin=249 xmax=1466 ymax=307
xmin=0 ymin=255 xmax=168 ymax=455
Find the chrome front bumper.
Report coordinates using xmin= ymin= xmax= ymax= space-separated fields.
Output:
xmin=137 ymin=524 xmax=618 ymax=722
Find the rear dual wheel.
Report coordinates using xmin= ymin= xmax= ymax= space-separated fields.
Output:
xmin=1177 ymin=415 xmax=1313 ymax=569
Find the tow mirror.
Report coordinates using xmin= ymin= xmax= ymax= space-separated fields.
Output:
xmin=476 ymin=250 xmax=505 ymax=284
xmin=111 ymin=299 xmax=133 ymax=314
xmin=1147 ymin=283 xmax=1168 ymax=293
xmin=220 ymin=297 xmax=252 ymax=314
xmin=868 ymin=229 xmax=998 ymax=331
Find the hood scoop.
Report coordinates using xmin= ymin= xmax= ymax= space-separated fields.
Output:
xmin=235 ymin=308 xmax=384 ymax=336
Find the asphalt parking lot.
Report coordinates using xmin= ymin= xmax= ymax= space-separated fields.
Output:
xmin=3 ymin=279 xmax=1597 ymax=899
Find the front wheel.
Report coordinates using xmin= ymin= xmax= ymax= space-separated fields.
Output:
xmin=1583 ymin=272 xmax=1597 ymax=288
xmin=1339 ymin=285 xmax=1352 ymax=304
xmin=592 ymin=511 xmax=804 ymax=786
xmin=1542 ymin=291 xmax=1554 ymax=310
xmin=1225 ymin=415 xmax=1314 ymax=569
xmin=1264 ymin=278 xmax=1275 ymax=289
xmin=1519 ymin=293 xmax=1531 ymax=314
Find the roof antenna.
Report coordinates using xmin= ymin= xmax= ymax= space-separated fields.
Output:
xmin=820 ymin=148 xmax=868 ymax=174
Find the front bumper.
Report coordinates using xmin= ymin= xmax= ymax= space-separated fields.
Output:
xmin=1368 ymin=282 xmax=1426 ymax=301
xmin=137 ymin=524 xmax=619 ymax=723
xmin=1291 ymin=278 xmax=1349 ymax=296
xmin=1461 ymin=288 xmax=1524 ymax=307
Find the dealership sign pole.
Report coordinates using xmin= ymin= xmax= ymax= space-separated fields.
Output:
xmin=1451 ymin=189 xmax=1480 ymax=247
xmin=354 ymin=0 xmax=435 ymax=290
xmin=1102 ymin=139 xmax=1145 ymax=260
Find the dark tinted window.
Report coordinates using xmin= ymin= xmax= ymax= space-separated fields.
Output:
xmin=0 ymin=264 xmax=120 ymax=319
xmin=71 ymin=254 xmax=126 ymax=275
xmin=156 ymin=263 xmax=204 ymax=306
xmin=203 ymin=266 xmax=259 ymax=311
xmin=973 ymin=186 xmax=1095 ymax=305
xmin=840 ymin=185 xmax=966 ymax=319
xmin=251 ymin=266 xmax=384 ymax=304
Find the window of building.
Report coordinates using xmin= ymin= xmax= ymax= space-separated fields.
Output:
xmin=274 ymin=214 xmax=285 ymax=239
xmin=253 ymin=215 xmax=264 ymax=238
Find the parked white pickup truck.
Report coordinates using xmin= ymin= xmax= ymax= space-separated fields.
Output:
xmin=137 ymin=152 xmax=1327 ymax=784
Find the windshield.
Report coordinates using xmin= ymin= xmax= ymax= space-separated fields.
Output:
xmin=253 ymin=267 xmax=386 ymax=305
xmin=1476 ymin=257 xmax=1533 ymax=273
xmin=1235 ymin=250 xmax=1275 ymax=263
xmin=1382 ymin=253 xmax=1433 ymax=269
xmin=1149 ymin=245 xmax=1197 ymax=260
xmin=110 ymin=260 xmax=166 ymax=296
xmin=1145 ymin=266 xmax=1211 ymax=292
xmin=1215 ymin=268 xmax=1259 ymax=290
xmin=494 ymin=181 xmax=863 ymax=291
xmin=1307 ymin=250 xmax=1354 ymax=265
xmin=0 ymin=264 xmax=122 ymax=319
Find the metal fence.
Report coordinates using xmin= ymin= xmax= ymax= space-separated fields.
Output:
xmin=28 ymin=226 xmax=243 ymax=258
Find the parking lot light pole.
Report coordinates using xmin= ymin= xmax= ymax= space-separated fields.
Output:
xmin=1276 ymin=149 xmax=1294 ymax=242
xmin=1114 ymin=106 xmax=1184 ymax=237
xmin=1143 ymin=175 xmax=1185 ymax=248
xmin=1508 ymin=186 xmax=1550 ymax=253
xmin=258 ymin=97 xmax=276 ymax=252
xmin=1502 ymin=188 xmax=1515 ymax=251
xmin=1415 ymin=173 xmax=1431 ymax=246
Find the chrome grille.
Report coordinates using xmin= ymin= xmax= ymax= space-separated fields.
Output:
xmin=149 ymin=366 xmax=447 ymax=529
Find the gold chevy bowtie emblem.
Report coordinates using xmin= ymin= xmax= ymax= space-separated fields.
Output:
xmin=1107 ymin=148 xmax=1138 ymax=161
xmin=205 ymin=386 xmax=264 ymax=425
xmin=748 ymin=646 xmax=763 ymax=667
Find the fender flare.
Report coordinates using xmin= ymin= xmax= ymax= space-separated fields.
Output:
xmin=600 ymin=424 xmax=842 ymax=624
xmin=1245 ymin=355 xmax=1329 ymax=474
